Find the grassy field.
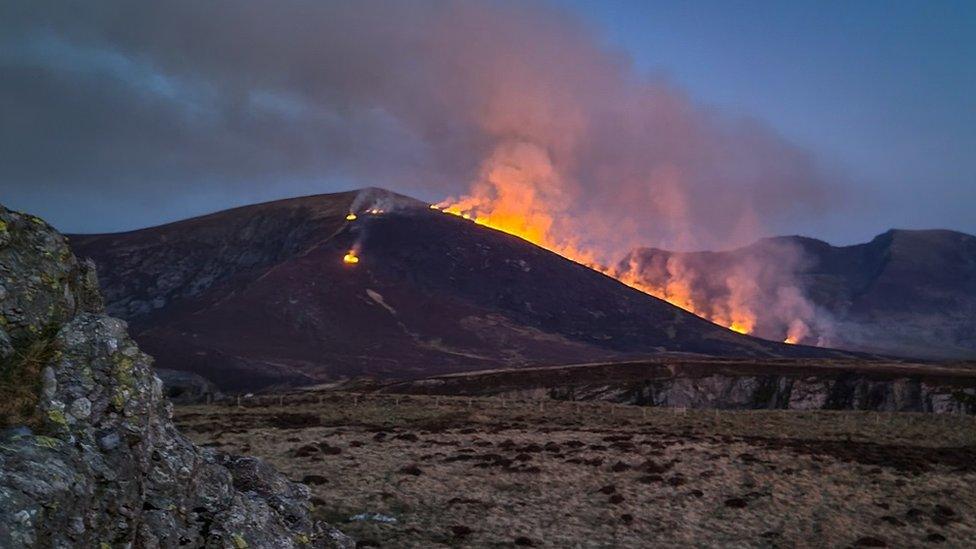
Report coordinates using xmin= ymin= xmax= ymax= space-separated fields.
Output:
xmin=176 ymin=393 xmax=976 ymax=548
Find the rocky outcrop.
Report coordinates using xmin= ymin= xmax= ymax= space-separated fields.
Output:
xmin=566 ymin=374 xmax=976 ymax=414
xmin=0 ymin=204 xmax=351 ymax=548
xmin=381 ymin=360 xmax=976 ymax=414
xmin=156 ymin=368 xmax=222 ymax=404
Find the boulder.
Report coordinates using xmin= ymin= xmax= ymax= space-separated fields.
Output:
xmin=0 ymin=203 xmax=351 ymax=548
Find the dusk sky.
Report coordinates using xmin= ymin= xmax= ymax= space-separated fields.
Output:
xmin=568 ymin=0 xmax=976 ymax=242
xmin=1 ymin=0 xmax=974 ymax=250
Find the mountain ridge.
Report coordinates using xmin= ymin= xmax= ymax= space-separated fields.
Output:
xmin=623 ymin=228 xmax=976 ymax=359
xmin=69 ymin=188 xmax=846 ymax=391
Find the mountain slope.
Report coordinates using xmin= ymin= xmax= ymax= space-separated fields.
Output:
xmin=623 ymin=229 xmax=976 ymax=359
xmin=70 ymin=189 xmax=844 ymax=391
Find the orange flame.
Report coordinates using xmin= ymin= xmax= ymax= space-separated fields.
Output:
xmin=436 ymin=193 xmax=762 ymax=336
xmin=783 ymin=319 xmax=809 ymax=345
xmin=431 ymin=142 xmax=785 ymax=338
xmin=342 ymin=250 xmax=360 ymax=264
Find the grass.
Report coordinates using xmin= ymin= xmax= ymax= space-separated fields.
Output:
xmin=175 ymin=392 xmax=976 ymax=548
xmin=0 ymin=330 xmax=59 ymax=429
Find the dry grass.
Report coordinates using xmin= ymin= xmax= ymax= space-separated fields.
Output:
xmin=0 ymin=334 xmax=57 ymax=429
xmin=177 ymin=393 xmax=976 ymax=548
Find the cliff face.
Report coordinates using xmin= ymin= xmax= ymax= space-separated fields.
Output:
xmin=0 ymin=204 xmax=350 ymax=548
xmin=564 ymin=374 xmax=976 ymax=413
xmin=381 ymin=360 xmax=976 ymax=414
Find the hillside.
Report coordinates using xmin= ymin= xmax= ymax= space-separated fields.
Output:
xmin=622 ymin=230 xmax=976 ymax=359
xmin=69 ymin=189 xmax=838 ymax=391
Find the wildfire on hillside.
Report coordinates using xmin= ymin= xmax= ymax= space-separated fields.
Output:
xmin=343 ymin=249 xmax=360 ymax=265
xmin=432 ymin=197 xmax=778 ymax=340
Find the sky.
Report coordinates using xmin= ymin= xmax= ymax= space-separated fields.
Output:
xmin=1 ymin=0 xmax=974 ymax=250
xmin=564 ymin=0 xmax=976 ymax=243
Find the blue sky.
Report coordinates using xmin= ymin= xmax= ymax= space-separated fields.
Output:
xmin=563 ymin=0 xmax=976 ymax=242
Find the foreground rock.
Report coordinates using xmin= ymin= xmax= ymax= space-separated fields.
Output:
xmin=0 ymin=204 xmax=350 ymax=548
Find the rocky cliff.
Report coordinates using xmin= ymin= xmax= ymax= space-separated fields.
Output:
xmin=0 ymin=204 xmax=351 ymax=548
xmin=381 ymin=359 xmax=976 ymax=414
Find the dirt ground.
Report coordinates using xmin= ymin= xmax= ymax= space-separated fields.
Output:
xmin=175 ymin=393 xmax=976 ymax=548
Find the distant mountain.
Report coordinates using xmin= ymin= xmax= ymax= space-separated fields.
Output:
xmin=622 ymin=229 xmax=976 ymax=360
xmin=69 ymin=188 xmax=841 ymax=391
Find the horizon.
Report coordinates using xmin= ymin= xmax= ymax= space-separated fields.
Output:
xmin=50 ymin=185 xmax=975 ymax=253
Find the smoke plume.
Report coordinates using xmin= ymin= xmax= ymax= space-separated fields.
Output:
xmin=1 ymin=0 xmax=840 ymax=341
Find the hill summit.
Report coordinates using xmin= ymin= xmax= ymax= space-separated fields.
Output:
xmin=69 ymin=188 xmax=836 ymax=391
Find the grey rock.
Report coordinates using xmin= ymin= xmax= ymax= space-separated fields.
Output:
xmin=578 ymin=374 xmax=976 ymax=414
xmin=0 ymin=326 xmax=12 ymax=360
xmin=156 ymin=368 xmax=222 ymax=404
xmin=40 ymin=367 xmax=57 ymax=400
xmin=68 ymin=397 xmax=92 ymax=420
xmin=1 ymin=426 xmax=33 ymax=439
xmin=97 ymin=431 xmax=121 ymax=451
xmin=0 ymin=203 xmax=351 ymax=548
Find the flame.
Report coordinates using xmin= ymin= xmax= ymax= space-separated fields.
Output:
xmin=728 ymin=321 xmax=751 ymax=335
xmin=436 ymin=192 xmax=765 ymax=337
xmin=429 ymin=143 xmax=802 ymax=339
xmin=345 ymin=213 xmax=357 ymax=221
xmin=342 ymin=250 xmax=360 ymax=264
xmin=783 ymin=319 xmax=809 ymax=345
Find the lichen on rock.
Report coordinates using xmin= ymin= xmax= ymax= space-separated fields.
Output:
xmin=0 ymin=204 xmax=352 ymax=548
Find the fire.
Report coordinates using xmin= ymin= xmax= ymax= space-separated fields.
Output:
xmin=435 ymin=192 xmax=764 ymax=337
xmin=783 ymin=319 xmax=809 ymax=345
xmin=342 ymin=250 xmax=360 ymax=264
xmin=345 ymin=213 xmax=357 ymax=221
xmin=727 ymin=322 xmax=747 ymax=335
xmin=429 ymin=143 xmax=797 ymax=339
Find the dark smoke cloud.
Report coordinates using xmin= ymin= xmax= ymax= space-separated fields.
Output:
xmin=1 ymin=0 xmax=838 ymax=252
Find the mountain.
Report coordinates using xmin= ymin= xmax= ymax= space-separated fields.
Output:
xmin=622 ymin=229 xmax=976 ymax=360
xmin=69 ymin=188 xmax=841 ymax=391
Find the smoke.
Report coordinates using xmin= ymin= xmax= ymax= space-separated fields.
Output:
xmin=617 ymin=238 xmax=837 ymax=345
xmin=2 ymin=0 xmax=840 ymax=340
